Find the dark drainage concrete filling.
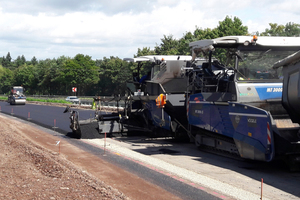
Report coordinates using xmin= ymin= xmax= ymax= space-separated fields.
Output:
xmin=159 ymin=148 xmax=180 ymax=154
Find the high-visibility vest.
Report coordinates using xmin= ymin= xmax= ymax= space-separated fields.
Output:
xmin=156 ymin=94 xmax=166 ymax=108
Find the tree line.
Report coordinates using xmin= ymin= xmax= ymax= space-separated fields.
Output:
xmin=1 ymin=16 xmax=299 ymax=96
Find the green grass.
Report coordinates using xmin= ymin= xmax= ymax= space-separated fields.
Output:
xmin=0 ymin=96 xmax=7 ymax=100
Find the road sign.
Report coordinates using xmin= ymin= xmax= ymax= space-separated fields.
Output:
xmin=72 ymin=87 xmax=77 ymax=92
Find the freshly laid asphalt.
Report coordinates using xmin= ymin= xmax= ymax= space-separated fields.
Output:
xmin=0 ymin=101 xmax=94 ymax=134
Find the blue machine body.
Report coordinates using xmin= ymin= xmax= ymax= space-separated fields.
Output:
xmin=144 ymin=100 xmax=171 ymax=130
xmin=186 ymin=36 xmax=300 ymax=164
xmin=188 ymin=94 xmax=275 ymax=161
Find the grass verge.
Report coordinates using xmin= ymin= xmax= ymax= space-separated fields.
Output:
xmin=0 ymin=96 xmax=71 ymax=104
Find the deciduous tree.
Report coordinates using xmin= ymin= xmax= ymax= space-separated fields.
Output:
xmin=0 ymin=65 xmax=14 ymax=94
xmin=57 ymin=54 xmax=99 ymax=95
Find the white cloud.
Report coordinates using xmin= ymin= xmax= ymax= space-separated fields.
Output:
xmin=0 ymin=0 xmax=299 ymax=60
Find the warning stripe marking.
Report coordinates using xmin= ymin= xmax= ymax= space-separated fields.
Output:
xmin=267 ymin=122 xmax=271 ymax=145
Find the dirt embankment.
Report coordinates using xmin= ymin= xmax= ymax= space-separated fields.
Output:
xmin=0 ymin=114 xmax=129 ymax=200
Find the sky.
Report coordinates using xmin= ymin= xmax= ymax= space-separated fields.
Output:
xmin=0 ymin=0 xmax=299 ymax=61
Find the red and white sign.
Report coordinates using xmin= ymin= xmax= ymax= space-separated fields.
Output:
xmin=72 ymin=87 xmax=77 ymax=92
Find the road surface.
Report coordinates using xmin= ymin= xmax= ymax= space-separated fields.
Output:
xmin=0 ymin=101 xmax=300 ymax=200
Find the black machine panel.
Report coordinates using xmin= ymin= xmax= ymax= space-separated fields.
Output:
xmin=282 ymin=63 xmax=300 ymax=124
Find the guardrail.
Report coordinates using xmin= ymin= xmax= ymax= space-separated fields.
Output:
xmin=75 ymin=99 xmax=125 ymax=110
xmin=0 ymin=94 xmax=125 ymax=110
